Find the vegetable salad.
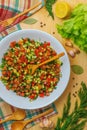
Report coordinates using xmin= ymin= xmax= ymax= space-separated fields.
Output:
xmin=0 ymin=38 xmax=62 ymax=100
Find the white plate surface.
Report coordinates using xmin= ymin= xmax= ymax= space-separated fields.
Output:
xmin=0 ymin=29 xmax=70 ymax=109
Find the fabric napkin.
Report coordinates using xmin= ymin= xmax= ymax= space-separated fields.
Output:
xmin=0 ymin=98 xmax=57 ymax=130
xmin=0 ymin=0 xmax=58 ymax=130
xmin=0 ymin=0 xmax=44 ymax=33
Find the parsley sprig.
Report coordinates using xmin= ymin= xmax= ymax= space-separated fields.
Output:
xmin=55 ymin=82 xmax=87 ymax=130
xmin=45 ymin=0 xmax=56 ymax=19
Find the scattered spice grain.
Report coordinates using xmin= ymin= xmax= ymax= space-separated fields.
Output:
xmin=53 ymin=32 xmax=55 ymax=34
xmin=72 ymin=77 xmax=75 ymax=80
xmin=44 ymin=23 xmax=46 ymax=26
xmin=73 ymin=85 xmax=75 ymax=88
xmin=75 ymin=91 xmax=77 ymax=94
xmin=76 ymin=83 xmax=78 ymax=86
xmin=40 ymin=22 xmax=43 ymax=24
xmin=40 ymin=25 xmax=43 ymax=28
xmin=73 ymin=93 xmax=76 ymax=97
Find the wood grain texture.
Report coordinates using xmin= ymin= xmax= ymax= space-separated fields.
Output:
xmin=20 ymin=0 xmax=87 ymax=129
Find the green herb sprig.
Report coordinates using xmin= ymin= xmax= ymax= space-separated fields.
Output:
xmin=45 ymin=0 xmax=56 ymax=19
xmin=55 ymin=82 xmax=87 ymax=130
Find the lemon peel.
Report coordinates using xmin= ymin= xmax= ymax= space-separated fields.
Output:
xmin=55 ymin=2 xmax=71 ymax=18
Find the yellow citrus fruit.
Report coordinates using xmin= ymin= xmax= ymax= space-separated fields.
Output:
xmin=55 ymin=2 xmax=71 ymax=18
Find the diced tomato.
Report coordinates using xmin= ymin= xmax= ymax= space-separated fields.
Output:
xmin=38 ymin=46 xmax=45 ymax=52
xmin=19 ymin=74 xmax=23 ymax=78
xmin=46 ymin=50 xmax=51 ymax=56
xmin=15 ymin=50 xmax=19 ymax=56
xmin=6 ymin=85 xmax=10 ymax=90
xmin=39 ymin=93 xmax=44 ymax=97
xmin=2 ymin=71 xmax=7 ymax=76
xmin=46 ymin=92 xmax=50 ymax=96
xmin=20 ymin=48 xmax=26 ymax=53
xmin=46 ymin=77 xmax=52 ymax=82
xmin=31 ymin=81 xmax=36 ymax=86
xmin=10 ymin=41 xmax=16 ymax=48
xmin=20 ymin=92 xmax=25 ymax=97
xmin=4 ymin=55 xmax=10 ymax=61
xmin=19 ymin=55 xmax=28 ymax=63
xmin=40 ymin=57 xmax=45 ymax=63
xmin=29 ymin=94 xmax=36 ymax=99
xmin=52 ymin=51 xmax=57 ymax=56
xmin=7 ymin=61 xmax=12 ymax=65
xmin=43 ymin=42 xmax=50 ymax=48
xmin=53 ymin=77 xmax=58 ymax=82
xmin=23 ymin=38 xmax=29 ymax=42
xmin=35 ymin=49 xmax=39 ymax=56
xmin=18 ymin=41 xmax=23 ymax=45
xmin=7 ymin=71 xmax=11 ymax=77
xmin=40 ymin=73 xmax=45 ymax=80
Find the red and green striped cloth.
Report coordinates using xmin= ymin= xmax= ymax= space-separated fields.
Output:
xmin=0 ymin=0 xmax=58 ymax=130
xmin=0 ymin=98 xmax=57 ymax=130
xmin=0 ymin=0 xmax=44 ymax=36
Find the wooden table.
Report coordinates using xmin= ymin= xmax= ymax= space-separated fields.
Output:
xmin=20 ymin=0 xmax=87 ymax=129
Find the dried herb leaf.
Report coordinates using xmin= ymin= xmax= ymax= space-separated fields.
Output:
xmin=71 ymin=65 xmax=84 ymax=75
xmin=22 ymin=18 xmax=38 ymax=24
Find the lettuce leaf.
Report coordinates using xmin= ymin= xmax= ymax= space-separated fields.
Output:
xmin=57 ymin=4 xmax=87 ymax=53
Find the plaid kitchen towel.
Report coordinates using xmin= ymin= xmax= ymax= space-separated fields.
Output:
xmin=0 ymin=98 xmax=57 ymax=130
xmin=0 ymin=0 xmax=44 ymax=33
xmin=0 ymin=24 xmax=21 ymax=40
xmin=0 ymin=0 xmax=58 ymax=130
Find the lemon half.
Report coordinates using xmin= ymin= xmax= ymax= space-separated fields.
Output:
xmin=55 ymin=2 xmax=71 ymax=18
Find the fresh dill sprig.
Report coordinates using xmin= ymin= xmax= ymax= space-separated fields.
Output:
xmin=55 ymin=81 xmax=87 ymax=130
xmin=45 ymin=0 xmax=56 ymax=19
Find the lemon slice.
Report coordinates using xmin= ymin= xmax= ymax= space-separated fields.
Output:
xmin=55 ymin=2 xmax=71 ymax=18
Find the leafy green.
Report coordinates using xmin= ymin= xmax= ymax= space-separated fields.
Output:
xmin=55 ymin=82 xmax=87 ymax=130
xmin=45 ymin=0 xmax=56 ymax=19
xmin=56 ymin=4 xmax=87 ymax=53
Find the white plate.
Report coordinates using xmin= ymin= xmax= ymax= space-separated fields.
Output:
xmin=0 ymin=29 xmax=70 ymax=109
